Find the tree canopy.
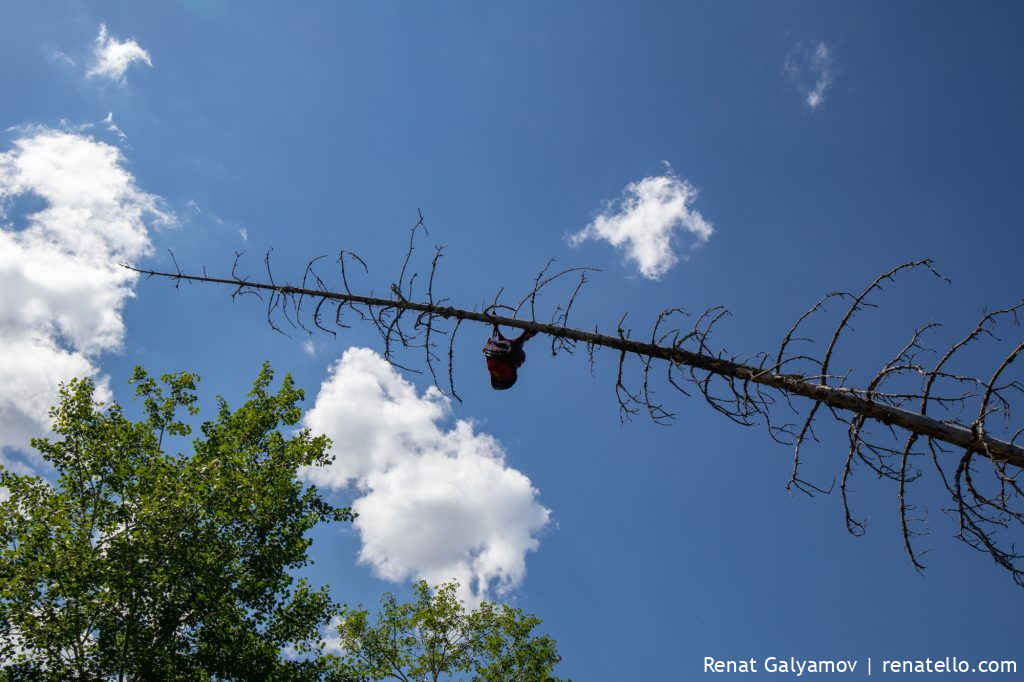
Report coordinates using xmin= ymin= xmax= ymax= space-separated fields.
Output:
xmin=333 ymin=581 xmax=565 ymax=682
xmin=0 ymin=365 xmax=351 ymax=679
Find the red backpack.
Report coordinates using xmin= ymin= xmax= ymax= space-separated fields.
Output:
xmin=483 ymin=326 xmax=535 ymax=390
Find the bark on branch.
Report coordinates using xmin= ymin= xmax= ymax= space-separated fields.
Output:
xmin=123 ymin=264 xmax=1024 ymax=469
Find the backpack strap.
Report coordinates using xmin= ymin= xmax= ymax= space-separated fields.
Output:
xmin=492 ymin=324 xmax=536 ymax=347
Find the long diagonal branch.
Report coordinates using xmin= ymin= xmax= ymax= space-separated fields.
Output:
xmin=123 ymin=263 xmax=1024 ymax=470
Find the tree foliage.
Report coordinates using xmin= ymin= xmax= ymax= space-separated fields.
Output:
xmin=0 ymin=365 xmax=353 ymax=680
xmin=333 ymin=581 xmax=565 ymax=682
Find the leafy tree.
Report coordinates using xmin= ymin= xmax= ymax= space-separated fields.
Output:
xmin=0 ymin=364 xmax=353 ymax=680
xmin=332 ymin=580 xmax=566 ymax=682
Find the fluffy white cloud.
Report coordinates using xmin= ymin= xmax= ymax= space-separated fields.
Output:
xmin=0 ymin=128 xmax=171 ymax=463
xmin=786 ymin=41 xmax=834 ymax=110
xmin=569 ymin=167 xmax=713 ymax=280
xmin=301 ymin=348 xmax=551 ymax=603
xmin=86 ymin=24 xmax=152 ymax=83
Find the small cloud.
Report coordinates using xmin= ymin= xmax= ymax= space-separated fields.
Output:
xmin=301 ymin=349 xmax=551 ymax=604
xmin=185 ymin=199 xmax=201 ymax=214
xmin=238 ymin=226 xmax=248 ymax=242
xmin=54 ymin=119 xmax=93 ymax=134
xmin=785 ymin=41 xmax=834 ymax=110
xmin=47 ymin=50 xmax=76 ymax=68
xmin=569 ymin=165 xmax=713 ymax=280
xmin=86 ymin=24 xmax=152 ymax=83
xmin=102 ymin=112 xmax=127 ymax=141
xmin=302 ymin=339 xmax=316 ymax=357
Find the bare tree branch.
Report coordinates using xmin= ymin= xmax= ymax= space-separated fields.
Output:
xmin=122 ymin=223 xmax=1024 ymax=586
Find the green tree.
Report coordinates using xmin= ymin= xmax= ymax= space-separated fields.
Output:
xmin=333 ymin=581 xmax=566 ymax=682
xmin=0 ymin=365 xmax=353 ymax=680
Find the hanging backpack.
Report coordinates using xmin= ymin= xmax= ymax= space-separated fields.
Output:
xmin=482 ymin=325 xmax=535 ymax=390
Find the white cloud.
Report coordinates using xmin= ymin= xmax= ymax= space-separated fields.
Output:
xmin=0 ymin=128 xmax=172 ymax=463
xmin=47 ymin=50 xmax=76 ymax=68
xmin=786 ymin=41 xmax=834 ymax=110
xmin=302 ymin=339 xmax=316 ymax=357
xmin=301 ymin=348 xmax=551 ymax=604
xmin=102 ymin=112 xmax=127 ymax=141
xmin=86 ymin=24 xmax=152 ymax=83
xmin=569 ymin=167 xmax=713 ymax=280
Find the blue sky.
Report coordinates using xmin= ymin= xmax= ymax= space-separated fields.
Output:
xmin=2 ymin=1 xmax=1024 ymax=678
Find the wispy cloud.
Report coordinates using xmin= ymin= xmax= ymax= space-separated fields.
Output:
xmin=785 ymin=41 xmax=834 ymax=110
xmin=569 ymin=166 xmax=713 ymax=280
xmin=86 ymin=24 xmax=152 ymax=83
xmin=0 ymin=128 xmax=173 ymax=466
xmin=102 ymin=112 xmax=127 ymax=141
xmin=301 ymin=348 xmax=551 ymax=604
xmin=47 ymin=50 xmax=76 ymax=68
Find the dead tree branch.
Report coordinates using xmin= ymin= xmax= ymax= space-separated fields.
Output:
xmin=124 ymin=262 xmax=1024 ymax=468
xmin=122 ymin=228 xmax=1024 ymax=586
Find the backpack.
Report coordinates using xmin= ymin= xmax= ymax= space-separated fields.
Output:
xmin=482 ymin=326 xmax=534 ymax=390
